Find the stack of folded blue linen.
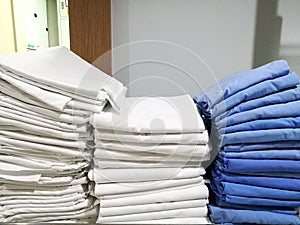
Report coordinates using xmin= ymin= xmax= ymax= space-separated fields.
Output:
xmin=194 ymin=60 xmax=300 ymax=225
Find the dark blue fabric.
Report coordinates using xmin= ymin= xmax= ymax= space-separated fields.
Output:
xmin=221 ymin=116 xmax=300 ymax=134
xmin=193 ymin=60 xmax=290 ymax=118
xmin=222 ymin=141 xmax=300 ymax=152
xmin=220 ymin=150 xmax=300 ymax=160
xmin=217 ymin=87 xmax=300 ymax=122
xmin=209 ymin=205 xmax=300 ymax=224
xmin=217 ymin=157 xmax=300 ymax=173
xmin=216 ymin=99 xmax=300 ymax=128
xmin=211 ymin=180 xmax=300 ymax=200
xmin=212 ymin=72 xmax=299 ymax=118
xmin=212 ymin=169 xmax=300 ymax=191
xmin=221 ymin=128 xmax=300 ymax=146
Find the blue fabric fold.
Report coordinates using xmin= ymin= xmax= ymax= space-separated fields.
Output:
xmin=194 ymin=60 xmax=290 ymax=118
xmin=209 ymin=205 xmax=300 ymax=225
xmin=221 ymin=116 xmax=300 ymax=134
xmin=212 ymin=169 xmax=300 ymax=191
xmin=217 ymin=157 xmax=300 ymax=173
xmin=217 ymin=86 xmax=300 ymax=122
xmin=212 ymin=72 xmax=299 ymax=118
xmin=222 ymin=141 xmax=300 ymax=152
xmin=220 ymin=150 xmax=300 ymax=160
xmin=211 ymin=180 xmax=300 ymax=200
xmin=221 ymin=128 xmax=300 ymax=146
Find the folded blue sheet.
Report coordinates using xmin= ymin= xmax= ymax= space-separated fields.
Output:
xmin=221 ymin=128 xmax=300 ymax=146
xmin=222 ymin=141 xmax=300 ymax=152
xmin=193 ymin=60 xmax=289 ymax=118
xmin=217 ymin=87 xmax=300 ymax=122
xmin=212 ymin=169 xmax=300 ymax=191
xmin=212 ymin=72 xmax=299 ymax=118
xmin=217 ymin=157 xmax=300 ymax=173
xmin=221 ymin=116 xmax=300 ymax=134
xmin=220 ymin=150 xmax=300 ymax=160
xmin=209 ymin=205 xmax=300 ymax=225
xmin=211 ymin=180 xmax=300 ymax=200
xmin=216 ymin=99 xmax=300 ymax=128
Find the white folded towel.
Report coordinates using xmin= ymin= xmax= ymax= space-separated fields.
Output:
xmin=113 ymin=217 xmax=211 ymax=224
xmin=91 ymin=95 xmax=205 ymax=133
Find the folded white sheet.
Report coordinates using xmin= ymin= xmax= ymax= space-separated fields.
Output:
xmin=0 ymin=46 xmax=126 ymax=109
xmin=90 ymin=167 xmax=205 ymax=183
xmin=95 ymin=129 xmax=209 ymax=144
xmin=94 ymin=177 xmax=203 ymax=196
xmin=91 ymin=95 xmax=205 ymax=133
xmin=113 ymin=217 xmax=211 ymax=224
xmin=97 ymin=207 xmax=208 ymax=223
xmin=96 ymin=141 xmax=210 ymax=157
xmin=100 ymin=184 xmax=209 ymax=207
xmin=100 ymin=199 xmax=208 ymax=217
xmin=94 ymin=148 xmax=206 ymax=162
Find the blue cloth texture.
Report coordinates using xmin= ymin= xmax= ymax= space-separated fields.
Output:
xmin=221 ymin=128 xmax=300 ymax=146
xmin=211 ymin=180 xmax=300 ymax=200
xmin=217 ymin=157 xmax=300 ymax=173
xmin=220 ymin=150 xmax=300 ymax=160
xmin=217 ymin=86 xmax=300 ymax=122
xmin=216 ymin=99 xmax=300 ymax=128
xmin=222 ymin=141 xmax=300 ymax=152
xmin=193 ymin=60 xmax=290 ymax=118
xmin=212 ymin=72 xmax=299 ymax=118
xmin=212 ymin=169 xmax=300 ymax=191
xmin=221 ymin=116 xmax=300 ymax=134
xmin=209 ymin=205 xmax=300 ymax=225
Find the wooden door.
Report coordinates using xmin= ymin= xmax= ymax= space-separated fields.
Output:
xmin=69 ymin=0 xmax=111 ymax=74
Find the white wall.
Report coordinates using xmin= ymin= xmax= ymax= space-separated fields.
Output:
xmin=112 ymin=0 xmax=258 ymax=97
xmin=278 ymin=0 xmax=300 ymax=74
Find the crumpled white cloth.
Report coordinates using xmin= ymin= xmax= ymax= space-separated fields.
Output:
xmin=97 ymin=206 xmax=208 ymax=223
xmin=113 ymin=217 xmax=211 ymax=224
xmin=100 ymin=199 xmax=208 ymax=217
xmin=91 ymin=95 xmax=205 ymax=133
xmin=94 ymin=177 xmax=204 ymax=196
xmin=0 ymin=46 xmax=126 ymax=110
xmin=90 ymin=167 xmax=205 ymax=183
xmin=100 ymin=184 xmax=209 ymax=207
xmin=95 ymin=129 xmax=209 ymax=144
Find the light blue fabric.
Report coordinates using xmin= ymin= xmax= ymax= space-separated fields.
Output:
xmin=211 ymin=180 xmax=300 ymax=200
xmin=212 ymin=168 xmax=300 ymax=191
xmin=217 ymin=157 xmax=300 ymax=173
xmin=217 ymin=86 xmax=300 ymax=122
xmin=216 ymin=100 xmax=300 ymax=128
xmin=215 ymin=193 xmax=300 ymax=208
xmin=193 ymin=60 xmax=290 ymax=118
xmin=222 ymin=141 xmax=300 ymax=152
xmin=221 ymin=116 xmax=300 ymax=134
xmin=221 ymin=128 xmax=300 ymax=146
xmin=209 ymin=205 xmax=300 ymax=224
xmin=220 ymin=150 xmax=300 ymax=160
xmin=212 ymin=72 xmax=299 ymax=118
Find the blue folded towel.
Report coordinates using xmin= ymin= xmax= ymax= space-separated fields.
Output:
xmin=194 ymin=60 xmax=290 ymax=118
xmin=209 ymin=205 xmax=300 ymax=224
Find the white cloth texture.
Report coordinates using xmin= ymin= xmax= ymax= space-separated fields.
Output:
xmin=112 ymin=217 xmax=211 ymax=224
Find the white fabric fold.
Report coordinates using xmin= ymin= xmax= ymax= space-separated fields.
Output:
xmin=91 ymin=95 xmax=205 ymax=133
xmin=113 ymin=217 xmax=211 ymax=224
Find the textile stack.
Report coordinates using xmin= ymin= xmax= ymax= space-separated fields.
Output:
xmin=89 ymin=95 xmax=211 ymax=224
xmin=194 ymin=60 xmax=300 ymax=224
xmin=0 ymin=47 xmax=126 ymax=223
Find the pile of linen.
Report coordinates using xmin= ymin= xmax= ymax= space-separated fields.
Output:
xmin=194 ymin=60 xmax=300 ymax=225
xmin=0 ymin=47 xmax=126 ymax=223
xmin=90 ymin=95 xmax=211 ymax=224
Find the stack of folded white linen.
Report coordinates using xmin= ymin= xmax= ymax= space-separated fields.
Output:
xmin=0 ymin=47 xmax=126 ymax=223
xmin=90 ymin=95 xmax=211 ymax=224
